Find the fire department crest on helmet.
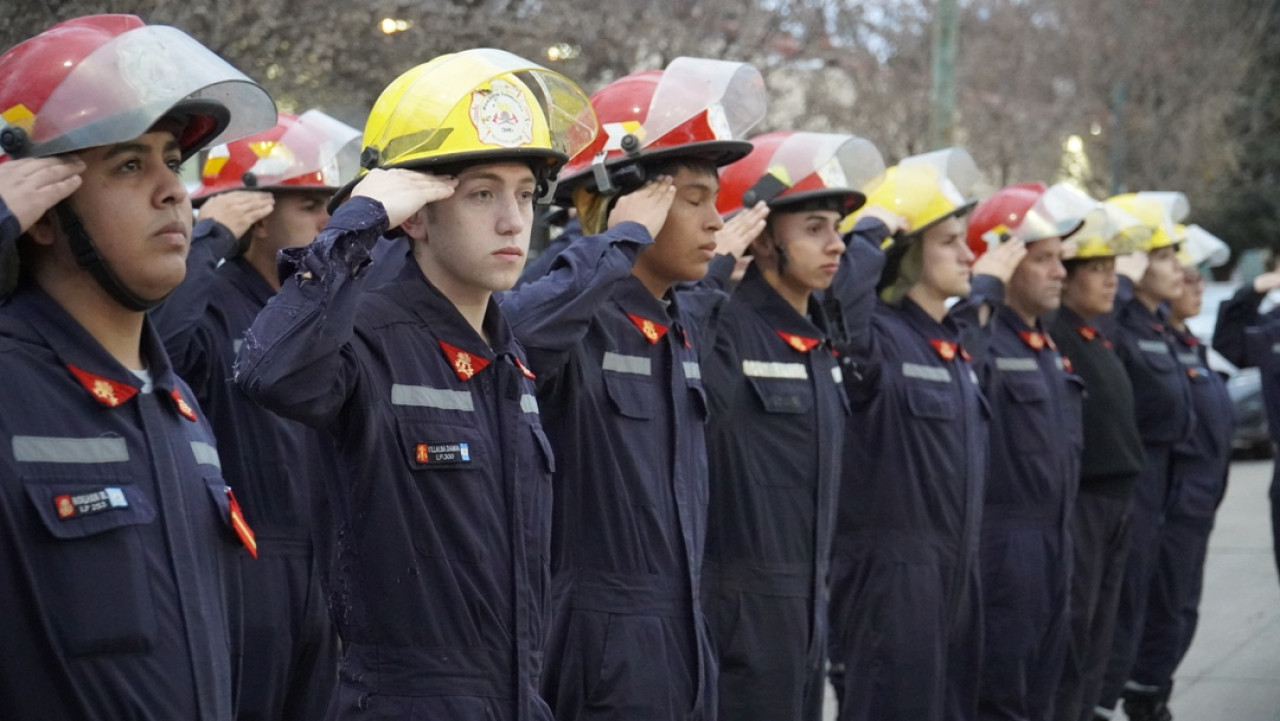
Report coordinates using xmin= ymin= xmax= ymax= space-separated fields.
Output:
xmin=470 ymin=79 xmax=535 ymax=149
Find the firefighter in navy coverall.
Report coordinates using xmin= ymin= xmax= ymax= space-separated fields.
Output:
xmin=703 ymin=131 xmax=885 ymax=721
xmin=1094 ymin=192 xmax=1195 ymax=721
xmin=235 ymin=50 xmax=599 ymax=720
xmin=1123 ymin=226 xmax=1234 ymax=721
xmin=1046 ymin=194 xmax=1151 ymax=721
xmin=500 ymin=57 xmax=768 ymax=721
xmin=151 ymin=110 xmax=362 ymax=721
xmin=0 ymin=14 xmax=275 ymax=719
xmin=1213 ymin=247 xmax=1280 ymax=589
xmin=962 ymin=183 xmax=1087 ymax=721
xmin=827 ymin=148 xmax=1024 ymax=721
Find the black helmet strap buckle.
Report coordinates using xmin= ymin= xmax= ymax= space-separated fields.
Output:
xmin=741 ymin=173 xmax=788 ymax=208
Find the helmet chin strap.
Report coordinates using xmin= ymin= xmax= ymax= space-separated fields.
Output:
xmin=55 ymin=202 xmax=169 ymax=312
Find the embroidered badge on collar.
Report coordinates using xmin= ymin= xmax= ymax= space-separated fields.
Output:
xmin=439 ymin=341 xmax=491 ymax=382
xmin=929 ymin=338 xmax=959 ymax=362
xmin=171 ymin=389 xmax=198 ymax=422
xmin=66 ymin=364 xmax=138 ymax=408
xmin=514 ymin=356 xmax=537 ymax=380
xmin=1077 ymin=326 xmax=1097 ymax=341
xmin=777 ymin=331 xmax=821 ymax=353
xmin=1062 ymin=356 xmax=1074 ymax=373
xmin=1019 ymin=331 xmax=1047 ymax=351
xmin=225 ymin=487 xmax=258 ymax=558
xmin=627 ymin=313 xmax=669 ymax=344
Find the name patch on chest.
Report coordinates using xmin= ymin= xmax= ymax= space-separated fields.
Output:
xmin=54 ymin=487 xmax=129 ymax=519
xmin=415 ymin=442 xmax=472 ymax=465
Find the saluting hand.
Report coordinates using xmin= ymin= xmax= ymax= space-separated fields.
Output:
xmin=0 ymin=156 xmax=85 ymax=234
xmin=715 ymin=200 xmax=769 ymax=258
xmin=857 ymin=205 xmax=908 ymax=236
xmin=971 ymin=236 xmax=1027 ymax=285
xmin=1254 ymin=271 xmax=1280 ymax=294
xmin=608 ymin=175 xmax=676 ymax=239
xmin=351 ymin=168 xmax=458 ymax=231
xmin=197 ymin=190 xmax=275 ymax=238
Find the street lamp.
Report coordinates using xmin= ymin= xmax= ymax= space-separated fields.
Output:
xmin=380 ymin=18 xmax=411 ymax=34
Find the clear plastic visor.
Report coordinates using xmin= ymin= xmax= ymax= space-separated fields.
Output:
xmin=20 ymin=25 xmax=275 ymax=156
xmin=642 ymin=57 xmax=766 ymax=148
xmin=768 ymin=132 xmax=886 ymax=193
xmin=1181 ymin=224 xmax=1230 ymax=268
xmin=899 ymin=147 xmax=979 ymax=205
xmin=249 ymin=110 xmax=361 ymax=188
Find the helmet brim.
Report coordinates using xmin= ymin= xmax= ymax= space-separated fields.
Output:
xmin=769 ymin=188 xmax=866 ymax=215
xmin=554 ymin=139 xmax=753 ymax=201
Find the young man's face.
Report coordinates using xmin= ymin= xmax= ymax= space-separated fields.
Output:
xmin=915 ymin=215 xmax=974 ymax=299
xmin=1170 ymin=266 xmax=1204 ymax=321
xmin=255 ymin=191 xmax=330 ymax=256
xmin=764 ymin=208 xmax=845 ymax=292
xmin=1008 ymin=236 xmax=1067 ymax=319
xmin=66 ymin=130 xmax=193 ymax=301
xmin=417 ymin=161 xmax=535 ymax=297
xmin=634 ymin=165 xmax=725 ymax=287
xmin=1139 ymin=244 xmax=1185 ymax=302
xmin=1062 ymin=256 xmax=1118 ymax=318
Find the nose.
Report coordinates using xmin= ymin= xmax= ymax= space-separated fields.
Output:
xmin=826 ymin=228 xmax=846 ymax=255
xmin=155 ymin=165 xmax=188 ymax=208
xmin=959 ymin=240 xmax=976 ymax=264
xmin=495 ymin=193 xmax=526 ymax=236
xmin=1050 ymin=257 xmax=1067 ymax=280
xmin=705 ymin=204 xmax=725 ymax=233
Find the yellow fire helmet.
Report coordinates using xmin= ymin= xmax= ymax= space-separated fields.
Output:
xmin=1106 ymin=191 xmax=1190 ymax=252
xmin=1177 ymin=224 xmax=1230 ymax=268
xmin=330 ymin=48 xmax=598 ymax=210
xmin=1041 ymin=183 xmax=1150 ymax=260
xmin=839 ymin=147 xmax=979 ymax=243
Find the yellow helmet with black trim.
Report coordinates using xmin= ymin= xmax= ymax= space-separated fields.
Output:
xmin=1037 ymin=183 xmax=1149 ymax=260
xmin=1106 ymin=191 xmax=1189 ymax=252
xmin=838 ymin=147 xmax=979 ymax=240
xmin=331 ymin=48 xmax=598 ymax=208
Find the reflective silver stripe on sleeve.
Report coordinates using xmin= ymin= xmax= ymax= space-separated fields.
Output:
xmin=391 ymin=384 xmax=475 ymax=412
xmin=521 ymin=394 xmax=539 ymax=414
xmin=602 ymin=352 xmax=652 ymax=376
xmin=12 ymin=436 xmax=129 ymax=463
xmin=1273 ymin=343 xmax=1280 ymax=355
xmin=1177 ymin=353 xmax=1200 ymax=366
xmin=190 ymin=441 xmax=222 ymax=469
xmin=832 ymin=366 xmax=843 ymax=384
xmin=995 ymin=357 xmax=1039 ymax=372
xmin=901 ymin=362 xmax=950 ymax=383
xmin=1138 ymin=339 xmax=1170 ymax=354
xmin=742 ymin=360 xmax=808 ymax=379
xmin=233 ymin=339 xmax=243 ymax=355
xmin=1056 ymin=357 xmax=1066 ymax=371
xmin=682 ymin=361 xmax=702 ymax=380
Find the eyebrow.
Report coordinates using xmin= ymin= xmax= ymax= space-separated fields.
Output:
xmin=463 ymin=170 xmax=535 ymax=185
xmin=103 ymin=138 xmax=182 ymax=159
xmin=680 ymin=181 xmax=720 ymax=194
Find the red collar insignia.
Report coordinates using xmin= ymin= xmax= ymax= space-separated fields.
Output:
xmin=439 ymin=341 xmax=490 ymax=382
xmin=66 ymin=364 xmax=138 ymax=408
xmin=1019 ymin=331 xmax=1048 ymax=352
xmin=225 ymin=488 xmax=258 ymax=558
xmin=514 ymin=356 xmax=536 ymax=380
xmin=930 ymin=338 xmax=959 ymax=362
xmin=1183 ymin=335 xmax=1200 ymax=346
xmin=171 ymin=389 xmax=198 ymax=422
xmin=626 ymin=313 xmax=668 ymax=344
xmin=1077 ymin=326 xmax=1097 ymax=341
xmin=1062 ymin=356 xmax=1074 ymax=373
xmin=777 ymin=331 xmax=821 ymax=353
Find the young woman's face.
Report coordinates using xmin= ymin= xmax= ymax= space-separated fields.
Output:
xmin=914 ymin=215 xmax=974 ymax=299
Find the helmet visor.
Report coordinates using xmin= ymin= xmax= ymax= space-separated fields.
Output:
xmin=22 ymin=25 xmax=275 ymax=157
xmin=247 ymin=109 xmax=361 ymax=189
xmin=643 ymin=57 xmax=766 ymax=149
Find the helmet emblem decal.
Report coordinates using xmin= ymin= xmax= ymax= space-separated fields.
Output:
xmin=470 ymin=79 xmax=534 ymax=149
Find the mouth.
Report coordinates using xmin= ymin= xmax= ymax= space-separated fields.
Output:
xmin=493 ymin=246 xmax=525 ymax=259
xmin=698 ymin=243 xmax=718 ymax=260
xmin=153 ymin=221 xmax=189 ymax=243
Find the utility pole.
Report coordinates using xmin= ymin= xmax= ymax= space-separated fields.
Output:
xmin=928 ymin=0 xmax=959 ymax=150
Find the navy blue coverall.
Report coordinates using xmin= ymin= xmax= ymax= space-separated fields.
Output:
xmin=1213 ymin=284 xmax=1280 ymax=582
xmin=701 ymin=262 xmax=848 ymax=721
xmin=500 ymin=223 xmax=722 ymax=720
xmin=964 ymin=302 xmax=1083 ymax=721
xmin=827 ymin=220 xmax=988 ymax=721
xmin=1096 ymin=277 xmax=1194 ymax=714
xmin=0 ymin=222 xmax=247 ymax=718
xmin=235 ymin=197 xmax=555 ymax=721
xmin=1128 ymin=326 xmax=1233 ymax=702
xmin=151 ymin=218 xmax=341 ymax=721
xmin=1046 ymin=306 xmax=1144 ymax=721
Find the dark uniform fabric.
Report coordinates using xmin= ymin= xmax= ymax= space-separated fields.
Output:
xmin=701 ymin=263 xmax=848 ymax=721
xmin=501 ymin=223 xmax=723 ymax=721
xmin=1047 ymin=306 xmax=1144 ymax=721
xmin=827 ymin=221 xmax=988 ymax=721
xmin=517 ymin=218 xmax=581 ymax=288
xmin=235 ymin=197 xmax=555 ymax=721
xmin=1095 ymin=278 xmax=1194 ymax=715
xmin=966 ymin=303 xmax=1083 ymax=721
xmin=1128 ymin=326 xmax=1233 ymax=702
xmin=1213 ymin=285 xmax=1280 ymax=581
xmin=151 ymin=218 xmax=341 ymax=721
xmin=0 ymin=281 xmax=244 ymax=720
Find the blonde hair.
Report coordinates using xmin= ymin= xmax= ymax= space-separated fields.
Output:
xmin=879 ymin=238 xmax=924 ymax=305
xmin=572 ymin=186 xmax=612 ymax=236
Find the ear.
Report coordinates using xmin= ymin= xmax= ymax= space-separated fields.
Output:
xmin=400 ymin=206 xmax=430 ymax=243
xmin=749 ymin=226 xmax=779 ymax=265
xmin=24 ymin=210 xmax=61 ymax=248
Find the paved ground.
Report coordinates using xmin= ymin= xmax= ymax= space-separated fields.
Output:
xmin=822 ymin=459 xmax=1280 ymax=720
